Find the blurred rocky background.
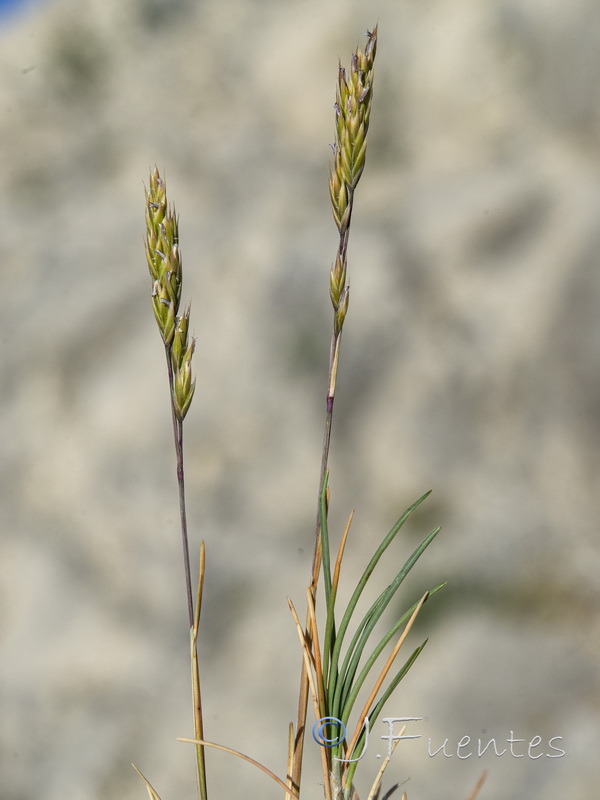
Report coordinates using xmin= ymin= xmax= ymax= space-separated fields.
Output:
xmin=1 ymin=0 xmax=599 ymax=798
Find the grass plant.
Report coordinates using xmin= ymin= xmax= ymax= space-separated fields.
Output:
xmin=138 ymin=25 xmax=487 ymax=800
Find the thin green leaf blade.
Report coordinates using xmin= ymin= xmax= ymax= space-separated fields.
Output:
xmin=327 ymin=492 xmax=432 ymax=706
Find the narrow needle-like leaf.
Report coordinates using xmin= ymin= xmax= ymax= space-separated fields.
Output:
xmin=334 ymin=526 xmax=441 ymax=712
xmin=333 ymin=510 xmax=354 ymax=595
xmin=323 ymin=507 xmax=354 ymax=688
xmin=285 ymin=722 xmax=295 ymax=800
xmin=330 ymin=492 xmax=431 ymax=678
xmin=289 ymin=599 xmax=325 ymax=743
xmin=177 ymin=739 xmax=299 ymax=800
xmin=365 ymin=734 xmax=403 ymax=800
xmin=343 ymin=641 xmax=427 ymax=789
xmin=288 ymin=599 xmax=333 ymax=800
xmin=338 ymin=579 xmax=445 ymax=717
xmin=132 ymin=764 xmax=163 ymax=800
xmin=306 ymin=587 xmax=326 ymax=718
xmin=320 ymin=472 xmax=333 ymax=603
xmin=344 ymin=592 xmax=428 ymax=759
xmin=465 ymin=771 xmax=488 ymax=800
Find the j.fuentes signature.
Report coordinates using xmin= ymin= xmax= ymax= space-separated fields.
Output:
xmin=312 ymin=716 xmax=565 ymax=761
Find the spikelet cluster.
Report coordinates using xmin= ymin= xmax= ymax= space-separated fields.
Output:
xmin=145 ymin=167 xmax=196 ymax=421
xmin=329 ymin=26 xmax=377 ymax=337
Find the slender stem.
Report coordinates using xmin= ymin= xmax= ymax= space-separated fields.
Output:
xmin=165 ymin=345 xmax=207 ymax=797
xmin=176 ymin=419 xmax=195 ymax=629
xmin=314 ymin=186 xmax=353 ymax=569
xmin=292 ymin=191 xmax=353 ymax=794
xmin=165 ymin=344 xmax=194 ymax=630
xmin=192 ymin=543 xmax=209 ymax=800
xmin=311 ymin=332 xmax=340 ymax=580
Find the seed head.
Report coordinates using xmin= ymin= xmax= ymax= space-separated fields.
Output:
xmin=329 ymin=25 xmax=378 ymax=233
xmin=171 ymin=306 xmax=192 ymax=372
xmin=145 ymin=167 xmax=198 ymax=420
xmin=329 ymin=252 xmax=346 ymax=310
xmin=145 ymin=167 xmax=183 ymax=343
xmin=173 ymin=339 xmax=196 ymax=421
xmin=151 ymin=279 xmax=177 ymax=345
